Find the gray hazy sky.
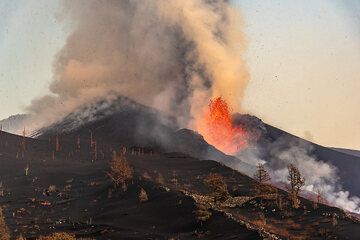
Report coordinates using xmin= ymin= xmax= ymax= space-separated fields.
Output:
xmin=0 ymin=0 xmax=359 ymax=149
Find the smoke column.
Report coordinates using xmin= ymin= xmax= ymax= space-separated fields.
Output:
xmin=26 ymin=0 xmax=248 ymax=130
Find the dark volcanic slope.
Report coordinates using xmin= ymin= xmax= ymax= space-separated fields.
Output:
xmin=1 ymin=128 xmax=360 ymax=239
xmin=0 ymin=130 xmax=261 ymax=239
xmin=0 ymin=95 xmax=359 ymax=239
xmin=332 ymin=148 xmax=360 ymax=158
xmin=36 ymin=95 xmax=251 ymax=172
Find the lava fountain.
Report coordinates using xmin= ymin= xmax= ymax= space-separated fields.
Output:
xmin=196 ymin=97 xmax=248 ymax=155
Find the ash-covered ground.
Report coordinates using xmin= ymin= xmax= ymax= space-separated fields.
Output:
xmin=0 ymin=96 xmax=359 ymax=239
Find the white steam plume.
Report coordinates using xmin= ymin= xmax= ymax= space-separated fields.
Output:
xmin=25 ymin=0 xmax=248 ymax=131
xmin=242 ymin=137 xmax=360 ymax=214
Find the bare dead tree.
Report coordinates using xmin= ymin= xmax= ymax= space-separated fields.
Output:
xmin=90 ymin=131 xmax=94 ymax=149
xmin=20 ymin=127 xmax=26 ymax=157
xmin=24 ymin=163 xmax=29 ymax=176
xmin=313 ymin=189 xmax=323 ymax=209
xmin=171 ymin=170 xmax=178 ymax=188
xmin=92 ymin=140 xmax=97 ymax=162
xmin=55 ymin=134 xmax=60 ymax=152
xmin=287 ymin=164 xmax=305 ymax=208
xmin=254 ymin=163 xmax=272 ymax=195
xmin=76 ymin=135 xmax=81 ymax=150
xmin=316 ymin=189 xmax=323 ymax=204
xmin=254 ymin=164 xmax=271 ymax=184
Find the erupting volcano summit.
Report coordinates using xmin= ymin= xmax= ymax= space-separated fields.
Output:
xmin=197 ymin=97 xmax=249 ymax=155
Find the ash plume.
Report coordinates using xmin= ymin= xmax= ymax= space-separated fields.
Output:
xmin=26 ymin=0 xmax=248 ymax=131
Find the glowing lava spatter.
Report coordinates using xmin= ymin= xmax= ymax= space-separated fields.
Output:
xmin=197 ymin=97 xmax=248 ymax=155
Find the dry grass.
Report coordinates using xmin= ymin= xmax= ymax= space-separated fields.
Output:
xmin=0 ymin=207 xmax=10 ymax=240
xmin=238 ymin=213 xmax=311 ymax=239
xmin=37 ymin=233 xmax=75 ymax=240
xmin=36 ymin=232 xmax=95 ymax=240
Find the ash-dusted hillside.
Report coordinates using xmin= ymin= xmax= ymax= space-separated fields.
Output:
xmin=0 ymin=131 xmax=262 ymax=239
xmin=36 ymin=95 xmax=252 ymax=173
xmin=0 ymin=95 xmax=359 ymax=239
xmin=0 ymin=114 xmax=29 ymax=134
xmin=34 ymin=95 xmax=360 ymax=205
xmin=0 ymin=118 xmax=359 ymax=239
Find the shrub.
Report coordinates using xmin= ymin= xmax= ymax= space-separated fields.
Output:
xmin=204 ymin=173 xmax=229 ymax=205
xmin=48 ymin=185 xmax=57 ymax=193
xmin=193 ymin=203 xmax=212 ymax=224
xmin=107 ymin=151 xmax=133 ymax=191
xmin=139 ymin=188 xmax=148 ymax=203
xmin=156 ymin=173 xmax=165 ymax=185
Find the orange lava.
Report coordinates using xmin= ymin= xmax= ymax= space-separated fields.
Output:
xmin=197 ymin=97 xmax=248 ymax=155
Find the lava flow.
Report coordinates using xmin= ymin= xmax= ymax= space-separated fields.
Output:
xmin=196 ymin=97 xmax=248 ymax=155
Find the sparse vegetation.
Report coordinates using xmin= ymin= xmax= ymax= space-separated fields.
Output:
xmin=37 ymin=232 xmax=75 ymax=240
xmin=312 ymin=189 xmax=323 ymax=209
xmin=107 ymin=151 xmax=133 ymax=191
xmin=48 ymin=185 xmax=57 ymax=193
xmin=16 ymin=232 xmax=95 ymax=240
xmin=171 ymin=170 xmax=178 ymax=188
xmin=204 ymin=173 xmax=229 ymax=205
xmin=194 ymin=203 xmax=212 ymax=224
xmin=0 ymin=182 xmax=4 ymax=197
xmin=0 ymin=207 xmax=10 ymax=240
xmin=139 ymin=188 xmax=148 ymax=203
xmin=16 ymin=235 xmax=25 ymax=240
xmin=287 ymin=164 xmax=305 ymax=208
xmin=0 ymin=120 xmax=358 ymax=239
xmin=156 ymin=173 xmax=165 ymax=184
